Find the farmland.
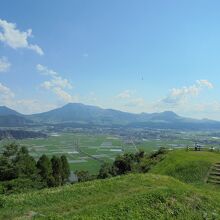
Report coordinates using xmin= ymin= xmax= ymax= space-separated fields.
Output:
xmin=1 ymin=130 xmax=220 ymax=175
xmin=0 ymin=133 xmax=128 ymax=174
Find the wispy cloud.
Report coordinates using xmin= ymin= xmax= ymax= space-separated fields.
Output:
xmin=0 ymin=82 xmax=57 ymax=114
xmin=113 ymin=80 xmax=217 ymax=119
xmin=124 ymin=97 xmax=145 ymax=107
xmin=116 ymin=90 xmax=135 ymax=99
xmin=116 ymin=89 xmax=145 ymax=110
xmin=14 ymin=99 xmax=57 ymax=114
xmin=0 ymin=82 xmax=14 ymax=100
xmin=158 ymin=80 xmax=214 ymax=107
xmin=37 ymin=64 xmax=77 ymax=103
xmin=0 ymin=57 xmax=10 ymax=72
xmin=36 ymin=64 xmax=57 ymax=76
xmin=0 ymin=19 xmax=43 ymax=55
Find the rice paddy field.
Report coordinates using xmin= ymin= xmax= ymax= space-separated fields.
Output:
xmin=0 ymin=131 xmax=220 ymax=174
xmin=0 ymin=133 xmax=132 ymax=174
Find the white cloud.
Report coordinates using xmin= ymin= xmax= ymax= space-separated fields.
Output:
xmin=196 ymin=79 xmax=213 ymax=89
xmin=36 ymin=64 xmax=57 ymax=76
xmin=52 ymin=76 xmax=72 ymax=89
xmin=0 ymin=82 xmax=57 ymax=114
xmin=41 ymin=77 xmax=72 ymax=90
xmin=0 ymin=82 xmax=14 ymax=100
xmin=14 ymin=99 xmax=57 ymax=114
xmin=37 ymin=64 xmax=72 ymax=89
xmin=52 ymin=87 xmax=78 ymax=103
xmin=37 ymin=64 xmax=76 ymax=103
xmin=0 ymin=19 xmax=43 ymax=55
xmin=158 ymin=80 xmax=213 ymax=107
xmin=115 ymin=90 xmax=145 ymax=111
xmin=0 ymin=57 xmax=10 ymax=72
xmin=116 ymin=90 xmax=135 ymax=99
xmin=124 ymin=97 xmax=145 ymax=107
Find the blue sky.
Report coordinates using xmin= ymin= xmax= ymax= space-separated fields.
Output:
xmin=0 ymin=0 xmax=220 ymax=119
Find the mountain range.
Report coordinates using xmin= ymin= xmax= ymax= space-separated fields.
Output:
xmin=0 ymin=103 xmax=220 ymax=130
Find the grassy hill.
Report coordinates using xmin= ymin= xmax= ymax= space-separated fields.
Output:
xmin=1 ymin=174 xmax=220 ymax=220
xmin=151 ymin=150 xmax=220 ymax=184
xmin=1 ymin=150 xmax=220 ymax=219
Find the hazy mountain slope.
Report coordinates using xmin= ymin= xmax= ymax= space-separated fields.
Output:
xmin=1 ymin=103 xmax=220 ymax=129
xmin=0 ymin=115 xmax=32 ymax=127
xmin=0 ymin=129 xmax=47 ymax=140
xmin=0 ymin=106 xmax=21 ymax=116
xmin=29 ymin=103 xmax=139 ymax=125
xmin=28 ymin=103 xmax=208 ymax=125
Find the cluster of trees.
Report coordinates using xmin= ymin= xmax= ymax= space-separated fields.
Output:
xmin=98 ymin=148 xmax=167 ymax=180
xmin=76 ymin=147 xmax=167 ymax=182
xmin=0 ymin=143 xmax=70 ymax=194
xmin=0 ymin=142 xmax=167 ymax=194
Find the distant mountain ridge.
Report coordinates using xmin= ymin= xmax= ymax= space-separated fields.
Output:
xmin=0 ymin=106 xmax=21 ymax=116
xmin=0 ymin=103 xmax=220 ymax=130
xmin=0 ymin=106 xmax=31 ymax=127
xmin=29 ymin=103 xmax=140 ymax=125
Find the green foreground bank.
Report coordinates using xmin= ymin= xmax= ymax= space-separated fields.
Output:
xmin=1 ymin=150 xmax=220 ymax=219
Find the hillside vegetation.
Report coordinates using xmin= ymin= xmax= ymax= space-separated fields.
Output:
xmin=151 ymin=150 xmax=220 ymax=184
xmin=1 ymin=150 xmax=220 ymax=219
xmin=1 ymin=174 xmax=220 ymax=220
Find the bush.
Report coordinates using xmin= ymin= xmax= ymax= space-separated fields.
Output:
xmin=2 ymin=178 xmax=44 ymax=194
xmin=0 ymin=196 xmax=6 ymax=208
xmin=0 ymin=184 xmax=5 ymax=195
xmin=75 ymin=170 xmax=95 ymax=182
xmin=98 ymin=163 xmax=116 ymax=179
xmin=97 ymin=148 xmax=168 ymax=179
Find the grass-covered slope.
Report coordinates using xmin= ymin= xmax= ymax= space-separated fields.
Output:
xmin=1 ymin=173 xmax=220 ymax=220
xmin=151 ymin=150 xmax=220 ymax=184
xmin=1 ymin=150 xmax=220 ymax=219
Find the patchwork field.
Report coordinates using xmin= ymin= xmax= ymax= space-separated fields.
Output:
xmin=1 ymin=132 xmax=220 ymax=174
xmin=0 ymin=133 xmax=134 ymax=174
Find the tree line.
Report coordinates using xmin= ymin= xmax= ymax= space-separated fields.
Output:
xmin=0 ymin=143 xmax=167 ymax=194
xmin=76 ymin=147 xmax=167 ymax=182
xmin=0 ymin=143 xmax=70 ymax=194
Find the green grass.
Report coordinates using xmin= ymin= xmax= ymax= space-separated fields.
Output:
xmin=1 ymin=150 xmax=220 ymax=219
xmin=1 ymin=173 xmax=220 ymax=220
xmin=151 ymin=150 xmax=220 ymax=184
xmin=69 ymin=159 xmax=101 ymax=174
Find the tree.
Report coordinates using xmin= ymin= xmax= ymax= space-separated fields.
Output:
xmin=113 ymin=153 xmax=135 ymax=175
xmin=60 ymin=155 xmax=70 ymax=184
xmin=51 ymin=156 xmax=62 ymax=186
xmin=135 ymin=150 xmax=145 ymax=162
xmin=75 ymin=170 xmax=93 ymax=182
xmin=3 ymin=143 xmax=18 ymax=158
xmin=98 ymin=163 xmax=116 ymax=179
xmin=14 ymin=146 xmax=37 ymax=178
xmin=0 ymin=155 xmax=17 ymax=181
xmin=37 ymin=155 xmax=54 ymax=187
xmin=0 ymin=144 xmax=72 ymax=194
